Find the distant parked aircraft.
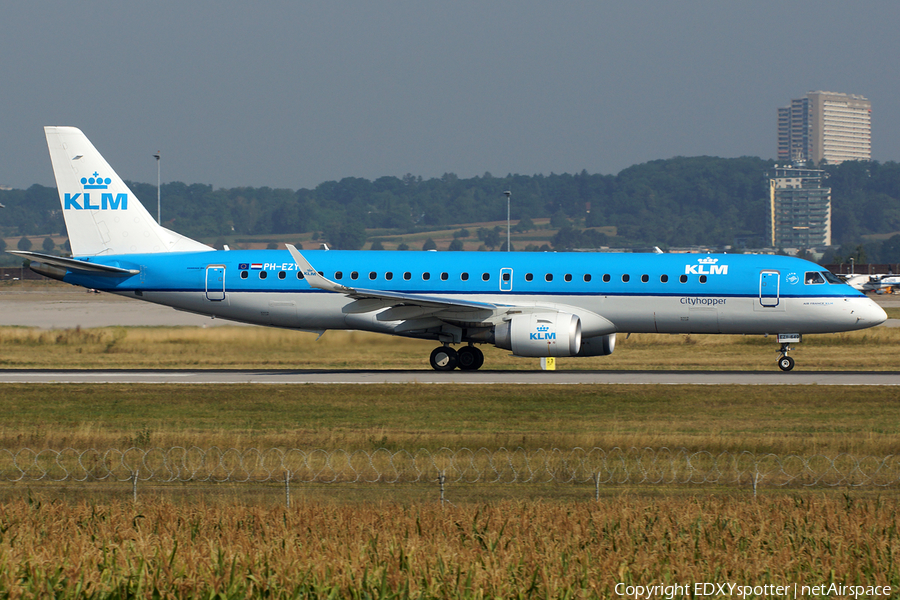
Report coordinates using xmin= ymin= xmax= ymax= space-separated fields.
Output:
xmin=843 ymin=273 xmax=900 ymax=294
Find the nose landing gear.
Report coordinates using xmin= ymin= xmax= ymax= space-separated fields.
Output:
xmin=776 ymin=333 xmax=801 ymax=371
xmin=777 ymin=350 xmax=795 ymax=372
xmin=429 ymin=344 xmax=484 ymax=371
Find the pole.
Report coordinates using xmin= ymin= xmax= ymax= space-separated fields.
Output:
xmin=285 ymin=470 xmax=292 ymax=508
xmin=154 ymin=152 xmax=161 ymax=225
xmin=504 ymin=191 xmax=511 ymax=251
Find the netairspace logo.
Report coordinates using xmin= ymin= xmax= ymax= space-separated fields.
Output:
xmin=65 ymin=172 xmax=127 ymax=210
xmin=614 ymin=582 xmax=893 ymax=599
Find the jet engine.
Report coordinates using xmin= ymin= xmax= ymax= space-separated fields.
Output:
xmin=576 ymin=333 xmax=616 ymax=356
xmin=493 ymin=312 xmax=582 ymax=357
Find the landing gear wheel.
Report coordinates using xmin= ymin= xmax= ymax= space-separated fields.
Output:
xmin=429 ymin=346 xmax=458 ymax=371
xmin=457 ymin=345 xmax=484 ymax=371
xmin=778 ymin=355 xmax=795 ymax=372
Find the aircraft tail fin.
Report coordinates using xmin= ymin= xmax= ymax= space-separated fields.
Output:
xmin=44 ymin=126 xmax=212 ymax=256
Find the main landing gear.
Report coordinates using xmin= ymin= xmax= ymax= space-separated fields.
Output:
xmin=429 ymin=344 xmax=484 ymax=371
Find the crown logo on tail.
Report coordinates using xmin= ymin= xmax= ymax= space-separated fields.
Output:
xmin=81 ymin=172 xmax=111 ymax=190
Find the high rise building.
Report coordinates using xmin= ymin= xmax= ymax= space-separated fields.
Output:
xmin=768 ymin=166 xmax=832 ymax=249
xmin=776 ymin=91 xmax=871 ymax=165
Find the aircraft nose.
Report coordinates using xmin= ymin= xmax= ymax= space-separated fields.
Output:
xmin=856 ymin=298 xmax=888 ymax=326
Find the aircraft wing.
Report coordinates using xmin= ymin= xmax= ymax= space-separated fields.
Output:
xmin=8 ymin=251 xmax=140 ymax=276
xmin=286 ymin=244 xmax=498 ymax=313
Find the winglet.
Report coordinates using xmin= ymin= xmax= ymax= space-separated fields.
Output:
xmin=285 ymin=244 xmax=353 ymax=294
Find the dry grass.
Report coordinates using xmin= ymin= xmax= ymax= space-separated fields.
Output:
xmin=2 ymin=323 xmax=900 ymax=370
xmin=1 ymin=383 xmax=899 ymax=456
xmin=0 ymin=494 xmax=896 ymax=598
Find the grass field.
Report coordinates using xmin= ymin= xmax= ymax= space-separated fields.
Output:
xmin=1 ymin=383 xmax=900 ymax=456
xmin=2 ymin=323 xmax=900 ymax=597
xmin=2 ymin=321 xmax=900 ymax=371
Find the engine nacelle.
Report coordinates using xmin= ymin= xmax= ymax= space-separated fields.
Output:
xmin=494 ymin=312 xmax=582 ymax=357
xmin=576 ymin=333 xmax=616 ymax=356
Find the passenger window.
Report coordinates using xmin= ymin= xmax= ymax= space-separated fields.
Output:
xmin=602 ymin=274 xmax=610 ymax=283
xmin=564 ymin=274 xmax=572 ymax=282
xmin=545 ymin=274 xmax=553 ymax=282
xmin=622 ymin=274 xmax=630 ymax=283
xmin=278 ymin=271 xmax=286 ymax=280
xmin=385 ymin=272 xmax=393 ymax=280
xmin=441 ymin=272 xmax=448 ymax=281
xmin=240 ymin=271 xmax=248 ymax=279
xmin=805 ymin=271 xmax=826 ymax=284
xmin=403 ymin=272 xmax=411 ymax=280
xmin=584 ymin=274 xmax=592 ymax=282
xmin=482 ymin=273 xmax=490 ymax=281
xmin=660 ymin=274 xmax=669 ymax=283
xmin=422 ymin=272 xmax=431 ymax=281
xmin=502 ymin=272 xmax=511 ymax=281
xmin=699 ymin=275 xmax=707 ymax=284
xmin=369 ymin=272 xmax=377 ymax=280
xmin=334 ymin=271 xmax=343 ymax=280
xmin=259 ymin=271 xmax=268 ymax=280
xmin=679 ymin=275 xmax=688 ymax=283
xmin=461 ymin=272 xmax=469 ymax=281
xmin=350 ymin=271 xmax=359 ymax=280
xmin=641 ymin=274 xmax=649 ymax=283
xmin=525 ymin=273 xmax=534 ymax=282
xmin=297 ymin=272 xmax=305 ymax=280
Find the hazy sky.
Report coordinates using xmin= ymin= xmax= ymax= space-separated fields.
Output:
xmin=2 ymin=1 xmax=898 ymax=191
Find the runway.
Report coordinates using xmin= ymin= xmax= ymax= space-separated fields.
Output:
xmin=2 ymin=285 xmax=898 ymax=385
xmin=2 ymin=368 xmax=899 ymax=385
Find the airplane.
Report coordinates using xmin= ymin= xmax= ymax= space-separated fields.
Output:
xmin=844 ymin=273 xmax=900 ymax=294
xmin=8 ymin=126 xmax=888 ymax=372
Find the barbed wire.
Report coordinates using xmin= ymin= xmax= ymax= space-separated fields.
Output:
xmin=1 ymin=447 xmax=899 ymax=489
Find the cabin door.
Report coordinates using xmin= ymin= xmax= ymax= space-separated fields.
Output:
xmin=759 ymin=270 xmax=780 ymax=307
xmin=206 ymin=265 xmax=226 ymax=301
xmin=499 ymin=268 xmax=513 ymax=292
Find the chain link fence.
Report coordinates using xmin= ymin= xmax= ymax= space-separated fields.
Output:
xmin=3 ymin=447 xmax=900 ymax=493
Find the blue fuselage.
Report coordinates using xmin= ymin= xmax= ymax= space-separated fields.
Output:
xmin=60 ymin=250 xmax=884 ymax=338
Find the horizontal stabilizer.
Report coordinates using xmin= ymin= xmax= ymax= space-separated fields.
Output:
xmin=8 ymin=251 xmax=139 ymax=276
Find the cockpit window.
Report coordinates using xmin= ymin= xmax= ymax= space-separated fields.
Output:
xmin=804 ymin=271 xmax=826 ymax=285
xmin=821 ymin=271 xmax=844 ymax=284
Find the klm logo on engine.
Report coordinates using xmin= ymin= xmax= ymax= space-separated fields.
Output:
xmin=530 ymin=325 xmax=556 ymax=341
xmin=685 ymin=257 xmax=728 ymax=275
xmin=64 ymin=172 xmax=127 ymax=210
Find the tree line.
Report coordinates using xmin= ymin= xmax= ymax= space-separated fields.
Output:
xmin=3 ymin=156 xmax=900 ymax=260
